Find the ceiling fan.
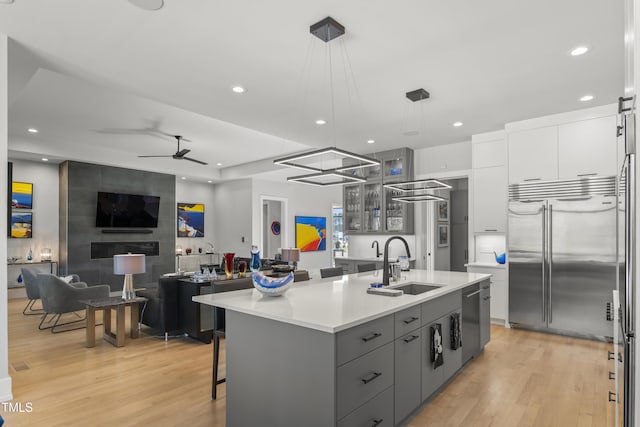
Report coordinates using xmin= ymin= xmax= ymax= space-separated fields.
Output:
xmin=138 ymin=135 xmax=208 ymax=165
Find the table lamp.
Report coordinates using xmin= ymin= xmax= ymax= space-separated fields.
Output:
xmin=281 ymin=248 xmax=300 ymax=271
xmin=114 ymin=253 xmax=146 ymax=300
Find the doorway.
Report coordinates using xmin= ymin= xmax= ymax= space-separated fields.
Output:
xmin=260 ymin=196 xmax=287 ymax=260
xmin=431 ymin=178 xmax=469 ymax=272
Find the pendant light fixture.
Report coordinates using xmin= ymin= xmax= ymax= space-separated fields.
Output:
xmin=273 ymin=16 xmax=380 ymax=186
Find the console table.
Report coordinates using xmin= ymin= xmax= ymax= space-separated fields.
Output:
xmin=7 ymin=261 xmax=58 ymax=288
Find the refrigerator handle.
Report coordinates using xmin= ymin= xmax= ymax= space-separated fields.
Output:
xmin=548 ymin=204 xmax=553 ymax=324
xmin=542 ymin=204 xmax=546 ymax=323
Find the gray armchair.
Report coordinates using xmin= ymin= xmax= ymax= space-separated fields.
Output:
xmin=21 ymin=268 xmax=82 ymax=316
xmin=37 ymin=273 xmax=110 ymax=333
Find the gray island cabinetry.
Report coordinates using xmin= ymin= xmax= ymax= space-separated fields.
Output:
xmin=194 ymin=270 xmax=491 ymax=427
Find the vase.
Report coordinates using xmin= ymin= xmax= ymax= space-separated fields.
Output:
xmin=224 ymin=253 xmax=235 ymax=278
xmin=250 ymin=245 xmax=261 ymax=272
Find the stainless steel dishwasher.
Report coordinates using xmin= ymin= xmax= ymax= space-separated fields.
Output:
xmin=462 ymin=283 xmax=481 ymax=364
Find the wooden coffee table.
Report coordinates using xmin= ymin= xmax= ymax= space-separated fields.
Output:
xmin=81 ymin=296 xmax=148 ymax=348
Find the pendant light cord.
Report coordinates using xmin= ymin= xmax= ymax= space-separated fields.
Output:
xmin=329 ymin=33 xmax=337 ymax=149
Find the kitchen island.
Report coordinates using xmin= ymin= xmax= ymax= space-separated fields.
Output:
xmin=194 ymin=269 xmax=491 ymax=427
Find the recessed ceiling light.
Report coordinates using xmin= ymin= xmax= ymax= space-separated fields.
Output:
xmin=315 ymin=119 xmax=327 ymax=125
xmin=453 ymin=122 xmax=463 ymax=127
xmin=27 ymin=128 xmax=38 ymax=133
xmin=207 ymin=180 xmax=213 ymax=183
xmin=570 ymin=46 xmax=589 ymax=56
xmin=181 ymin=176 xmax=186 ymax=180
xmin=580 ymin=95 xmax=594 ymax=102
xmin=216 ymin=162 xmax=222 ymax=166
xmin=367 ymin=139 xmax=375 ymax=144
xmin=232 ymin=86 xmax=247 ymax=94
xmin=41 ymin=158 xmax=48 ymax=162
xmin=128 ymin=0 xmax=164 ymax=11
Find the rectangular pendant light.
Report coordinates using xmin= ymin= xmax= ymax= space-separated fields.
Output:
xmin=392 ymin=194 xmax=446 ymax=203
xmin=274 ymin=147 xmax=380 ymax=173
xmin=286 ymin=170 xmax=367 ymax=187
xmin=384 ymin=178 xmax=452 ymax=193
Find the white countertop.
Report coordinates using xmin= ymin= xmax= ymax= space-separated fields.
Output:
xmin=334 ymin=255 xmax=417 ymax=262
xmin=465 ymin=262 xmax=506 ymax=269
xmin=193 ymin=269 xmax=491 ymax=333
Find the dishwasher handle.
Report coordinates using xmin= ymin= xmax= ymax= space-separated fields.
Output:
xmin=464 ymin=290 xmax=481 ymax=298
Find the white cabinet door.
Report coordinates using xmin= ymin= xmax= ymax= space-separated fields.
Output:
xmin=467 ymin=267 xmax=507 ymax=322
xmin=472 ymin=138 xmax=507 ymax=168
xmin=473 ymin=166 xmax=507 ymax=233
xmin=507 ymin=126 xmax=558 ymax=184
xmin=558 ymin=115 xmax=618 ymax=179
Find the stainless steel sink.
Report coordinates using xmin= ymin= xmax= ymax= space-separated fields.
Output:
xmin=390 ymin=282 xmax=442 ymax=295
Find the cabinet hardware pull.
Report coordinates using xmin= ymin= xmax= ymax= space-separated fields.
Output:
xmin=362 ymin=332 xmax=382 ymax=342
xmin=482 ymin=284 xmax=490 ymax=289
xmin=403 ymin=316 xmax=419 ymax=324
xmin=465 ymin=290 xmax=481 ymax=298
xmin=608 ymin=351 xmax=623 ymax=362
xmin=484 ymin=229 xmax=497 ymax=232
xmin=483 ymin=296 xmax=491 ymax=301
xmin=577 ymin=173 xmax=598 ymax=177
xmin=361 ymin=371 xmax=382 ymax=384
xmin=403 ymin=335 xmax=419 ymax=343
xmin=619 ymin=96 xmax=633 ymax=113
xmin=609 ymin=371 xmax=615 ymax=380
xmin=523 ymin=178 xmax=541 ymax=182
xmin=371 ymin=419 xmax=384 ymax=427
xmin=608 ymin=391 xmax=617 ymax=402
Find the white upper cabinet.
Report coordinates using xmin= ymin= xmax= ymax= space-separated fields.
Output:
xmin=558 ymin=115 xmax=618 ymax=179
xmin=472 ymin=139 xmax=507 ymax=169
xmin=473 ymin=166 xmax=507 ymax=233
xmin=507 ymin=126 xmax=558 ymax=184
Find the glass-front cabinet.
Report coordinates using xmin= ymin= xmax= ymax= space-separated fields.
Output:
xmin=343 ymin=148 xmax=414 ymax=234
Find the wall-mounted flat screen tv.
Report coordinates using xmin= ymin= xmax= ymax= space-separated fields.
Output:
xmin=95 ymin=191 xmax=160 ymax=228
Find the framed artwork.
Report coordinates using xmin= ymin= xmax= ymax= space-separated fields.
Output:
xmin=295 ymin=216 xmax=327 ymax=252
xmin=438 ymin=224 xmax=449 ymax=247
xmin=11 ymin=212 xmax=32 ymax=238
xmin=177 ymin=203 xmax=205 ymax=237
xmin=437 ymin=200 xmax=448 ymax=222
xmin=11 ymin=182 xmax=33 ymax=209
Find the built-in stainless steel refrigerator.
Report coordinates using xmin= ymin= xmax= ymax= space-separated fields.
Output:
xmin=508 ymin=176 xmax=618 ymax=338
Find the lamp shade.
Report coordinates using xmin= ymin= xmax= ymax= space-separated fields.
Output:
xmin=281 ymin=248 xmax=300 ymax=263
xmin=113 ymin=254 xmax=146 ymax=275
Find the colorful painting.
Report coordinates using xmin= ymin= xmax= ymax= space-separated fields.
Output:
xmin=295 ymin=216 xmax=326 ymax=252
xmin=177 ymin=203 xmax=205 ymax=237
xmin=11 ymin=212 xmax=32 ymax=238
xmin=11 ymin=182 xmax=33 ymax=209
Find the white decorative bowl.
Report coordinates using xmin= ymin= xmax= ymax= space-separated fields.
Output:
xmin=252 ymin=272 xmax=294 ymax=297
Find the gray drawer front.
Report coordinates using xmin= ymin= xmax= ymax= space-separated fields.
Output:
xmin=337 ymin=386 xmax=394 ymax=427
xmin=337 ymin=342 xmax=394 ymax=420
xmin=337 ymin=314 xmax=394 ymax=365
xmin=394 ymin=330 xmax=422 ymax=424
xmin=394 ymin=305 xmax=421 ymax=337
xmin=421 ymin=290 xmax=461 ymax=325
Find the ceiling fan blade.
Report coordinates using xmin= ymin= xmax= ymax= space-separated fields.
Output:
xmin=175 ymin=148 xmax=191 ymax=157
xmin=137 ymin=155 xmax=173 ymax=158
xmin=183 ymin=156 xmax=209 ymax=165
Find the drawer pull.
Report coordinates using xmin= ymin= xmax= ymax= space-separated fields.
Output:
xmin=403 ymin=335 xmax=419 ymax=343
xmin=361 ymin=371 xmax=382 ymax=384
xmin=609 ymin=391 xmax=617 ymax=402
xmin=465 ymin=290 xmax=481 ymax=298
xmin=403 ymin=316 xmax=419 ymax=325
xmin=577 ymin=173 xmax=598 ymax=177
xmin=608 ymin=351 xmax=623 ymax=362
xmin=482 ymin=284 xmax=490 ymax=290
xmin=371 ymin=419 xmax=384 ymax=427
xmin=484 ymin=229 xmax=498 ymax=232
xmin=483 ymin=296 xmax=491 ymax=301
xmin=362 ymin=332 xmax=382 ymax=343
xmin=523 ymin=178 xmax=541 ymax=182
xmin=609 ymin=371 xmax=615 ymax=380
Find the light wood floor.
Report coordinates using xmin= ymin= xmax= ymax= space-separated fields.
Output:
xmin=2 ymin=299 xmax=616 ymax=426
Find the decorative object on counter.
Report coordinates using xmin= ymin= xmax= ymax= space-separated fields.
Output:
xmin=493 ymin=251 xmax=506 ymax=264
xmin=7 ymin=256 xmax=22 ymax=263
xmin=11 ymin=212 xmax=32 ymax=238
xmin=251 ymin=271 xmax=294 ymax=296
xmin=205 ymin=242 xmax=214 ymax=254
xmin=198 ymin=247 xmax=202 ymax=254
xmin=26 ymin=248 xmax=33 ymax=262
xmin=223 ymin=253 xmax=235 ymax=278
xmin=175 ymin=245 xmax=183 ymax=255
xmin=250 ymin=245 xmax=261 ymax=272
xmin=11 ymin=181 xmax=33 ymax=209
xmin=177 ymin=203 xmax=205 ymax=237
xmin=238 ymin=260 xmax=247 ymax=277
xmin=438 ymin=224 xmax=449 ymax=247
xmin=295 ymin=216 xmax=326 ymax=252
xmin=398 ymin=255 xmax=409 ymax=271
xmin=185 ymin=247 xmax=192 ymax=255
xmin=437 ymin=200 xmax=449 ymax=221
xmin=270 ymin=220 xmax=281 ymax=236
xmin=389 ymin=262 xmax=401 ymax=281
xmin=113 ymin=253 xmax=146 ymax=300
xmin=430 ymin=323 xmax=444 ymax=368
xmin=40 ymin=247 xmax=52 ymax=262
xmin=281 ymin=248 xmax=300 ymax=271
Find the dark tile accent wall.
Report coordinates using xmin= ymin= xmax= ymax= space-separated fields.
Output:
xmin=59 ymin=161 xmax=175 ymax=290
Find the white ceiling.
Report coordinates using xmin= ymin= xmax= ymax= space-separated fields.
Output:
xmin=0 ymin=0 xmax=625 ymax=182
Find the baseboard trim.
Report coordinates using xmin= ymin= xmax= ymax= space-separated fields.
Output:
xmin=0 ymin=375 xmax=13 ymax=402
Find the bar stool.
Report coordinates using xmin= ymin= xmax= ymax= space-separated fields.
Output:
xmin=212 ymin=307 xmax=225 ymax=399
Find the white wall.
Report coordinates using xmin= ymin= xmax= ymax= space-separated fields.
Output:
xmin=175 ymin=178 xmax=216 ymax=271
xmin=347 ymin=235 xmax=416 ymax=260
xmin=0 ymin=32 xmax=12 ymax=402
xmin=213 ymin=179 xmax=252 ymax=257
xmin=7 ymin=159 xmax=59 ymax=273
xmin=251 ymin=178 xmax=341 ymax=271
